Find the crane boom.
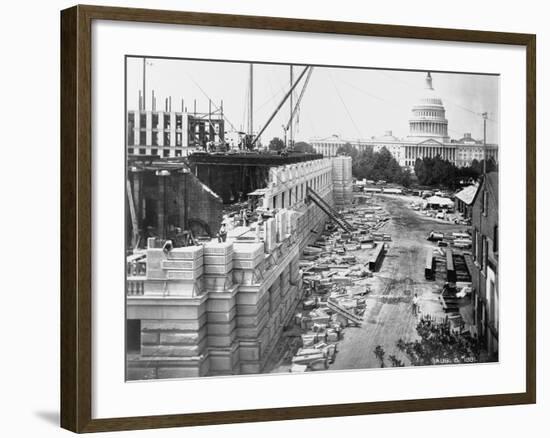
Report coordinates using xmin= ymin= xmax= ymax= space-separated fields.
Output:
xmin=285 ymin=67 xmax=314 ymax=131
xmin=251 ymin=66 xmax=310 ymax=146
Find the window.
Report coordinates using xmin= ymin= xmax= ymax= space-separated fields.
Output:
xmin=272 ymin=196 xmax=277 ymax=210
xmin=139 ymin=148 xmax=146 ymax=155
xmin=482 ymin=191 xmax=488 ymax=215
xmin=281 ymin=192 xmax=285 ymax=209
xmin=490 ymin=280 xmax=498 ymax=328
xmin=482 ymin=235 xmax=488 ymax=273
xmin=163 ymin=132 xmax=171 ymax=146
xmin=139 ymin=113 xmax=146 ymax=128
xmin=493 ymin=226 xmax=498 ymax=253
xmin=473 ymin=228 xmax=478 ymax=262
xmin=139 ymin=130 xmax=146 ymax=145
xmin=128 ymin=148 xmax=134 ymax=155
xmin=163 ymin=149 xmax=170 ymax=158
xmin=176 ymin=114 xmax=182 ymax=129
xmin=127 ymin=113 xmax=135 ymax=145
xmin=127 ymin=127 xmax=135 ymax=146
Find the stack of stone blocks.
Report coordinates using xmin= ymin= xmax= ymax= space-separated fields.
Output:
xmin=132 ymin=243 xmax=208 ymax=379
xmin=332 ymin=156 xmax=353 ymax=208
xmin=127 ymin=157 xmax=346 ymax=378
xmin=129 ymin=220 xmax=303 ymax=378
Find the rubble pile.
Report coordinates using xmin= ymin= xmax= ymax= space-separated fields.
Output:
xmin=283 ymin=198 xmax=393 ymax=372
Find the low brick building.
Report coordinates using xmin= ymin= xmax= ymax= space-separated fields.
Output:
xmin=470 ymin=172 xmax=499 ymax=360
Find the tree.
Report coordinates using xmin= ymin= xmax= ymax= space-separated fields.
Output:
xmin=336 ymin=142 xmax=360 ymax=161
xmin=400 ymin=167 xmax=412 ymax=188
xmin=268 ymin=137 xmax=285 ymax=152
xmin=293 ymin=141 xmax=315 ymax=153
xmin=350 ymin=146 xmax=405 ymax=185
xmin=414 ymin=156 xmax=463 ymax=188
xmin=396 ymin=317 xmax=480 ymax=366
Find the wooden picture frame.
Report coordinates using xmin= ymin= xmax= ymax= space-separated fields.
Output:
xmin=60 ymin=4 xmax=536 ymax=433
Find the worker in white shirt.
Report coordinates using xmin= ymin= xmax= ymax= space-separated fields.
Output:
xmin=412 ymin=293 xmax=420 ymax=316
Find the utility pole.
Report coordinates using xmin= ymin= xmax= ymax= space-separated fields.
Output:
xmin=289 ymin=65 xmax=294 ymax=148
xmin=482 ymin=112 xmax=488 ymax=177
xmin=142 ymin=57 xmax=146 ymax=110
xmin=248 ymin=63 xmax=254 ymax=137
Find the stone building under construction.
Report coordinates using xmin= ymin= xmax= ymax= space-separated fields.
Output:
xmin=126 ymin=155 xmax=353 ymax=379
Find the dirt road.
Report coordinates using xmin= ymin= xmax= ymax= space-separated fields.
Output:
xmin=330 ymin=194 xmax=465 ymax=370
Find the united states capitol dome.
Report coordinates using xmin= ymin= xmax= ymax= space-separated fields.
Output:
xmin=407 ymin=72 xmax=450 ymax=143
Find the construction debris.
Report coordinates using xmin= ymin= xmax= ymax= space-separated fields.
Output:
xmin=280 ymin=196 xmax=393 ymax=372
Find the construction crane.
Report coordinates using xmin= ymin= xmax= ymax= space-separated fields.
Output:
xmin=250 ymin=66 xmax=311 ymax=148
xmin=283 ymin=67 xmax=314 ymax=149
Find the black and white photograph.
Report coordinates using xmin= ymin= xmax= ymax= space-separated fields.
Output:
xmin=125 ymin=57 xmax=500 ymax=380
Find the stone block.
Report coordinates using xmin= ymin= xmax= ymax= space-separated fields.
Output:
xmin=144 ymin=279 xmax=199 ymax=297
xmin=206 ymin=296 xmax=236 ymax=313
xmin=204 ymin=254 xmax=233 ymax=265
xmin=240 ymin=362 xmax=261 ymax=374
xmin=168 ymin=245 xmax=204 ymax=260
xmin=236 ymin=316 xmax=268 ymax=338
xmin=233 ymin=242 xmax=265 ymax=260
xmin=141 ymin=344 xmax=202 ymax=357
xmin=156 ymin=367 xmax=200 ymax=379
xmin=203 ymin=274 xmax=233 ymax=292
xmin=141 ymin=315 xmax=207 ymax=332
xmin=236 ymin=288 xmax=267 ymax=306
xmin=203 ymin=260 xmax=233 ymax=275
xmin=207 ymin=306 xmax=236 ymax=323
xmin=161 ymin=259 xmax=203 ymax=271
xmin=203 ymin=242 xmax=234 ymax=256
xmin=141 ymin=332 xmax=159 ymax=345
xmin=159 ymin=332 xmax=201 ymax=345
xmin=233 ymin=254 xmax=264 ymax=269
xmin=126 ymin=366 xmax=157 ymax=381
xmin=265 ymin=219 xmax=276 ymax=253
xmin=129 ymin=300 xmax=206 ymax=321
xmin=236 ymin=310 xmax=269 ymax=329
xmin=232 ymin=269 xmax=261 ymax=286
xmin=208 ymin=346 xmax=240 ymax=373
xmin=166 ymin=266 xmax=204 ymax=280
xmin=208 ymin=354 xmax=234 ymax=373
xmin=207 ymin=319 xmax=237 ymax=336
xmin=239 ymin=344 xmax=261 ymax=362
xmin=207 ymin=331 xmax=237 ymax=348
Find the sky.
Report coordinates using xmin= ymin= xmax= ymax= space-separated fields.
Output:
xmin=126 ymin=57 xmax=499 ymax=145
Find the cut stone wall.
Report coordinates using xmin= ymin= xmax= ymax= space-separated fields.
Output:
xmin=127 ymin=157 xmax=345 ymax=379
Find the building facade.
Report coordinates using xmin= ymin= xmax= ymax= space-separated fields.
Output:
xmin=453 ymin=183 xmax=479 ymax=220
xmin=310 ymin=73 xmax=498 ymax=168
xmin=127 ymin=108 xmax=225 ymax=158
xmin=126 ymin=157 xmax=353 ymax=379
xmin=470 ymin=172 xmax=499 ymax=361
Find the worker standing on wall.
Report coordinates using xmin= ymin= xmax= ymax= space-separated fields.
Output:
xmin=217 ymin=223 xmax=227 ymax=243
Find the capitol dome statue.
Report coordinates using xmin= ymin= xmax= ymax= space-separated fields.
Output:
xmin=407 ymin=72 xmax=450 ymax=143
